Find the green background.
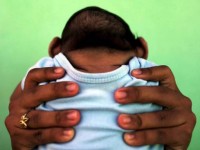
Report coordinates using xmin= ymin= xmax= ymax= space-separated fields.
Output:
xmin=0 ymin=0 xmax=199 ymax=149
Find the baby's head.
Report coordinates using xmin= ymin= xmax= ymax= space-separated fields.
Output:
xmin=49 ymin=6 xmax=148 ymax=72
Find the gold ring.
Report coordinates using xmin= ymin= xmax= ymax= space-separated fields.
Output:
xmin=19 ymin=113 xmax=29 ymax=128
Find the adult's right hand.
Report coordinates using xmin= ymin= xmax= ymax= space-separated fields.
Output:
xmin=5 ymin=67 xmax=80 ymax=150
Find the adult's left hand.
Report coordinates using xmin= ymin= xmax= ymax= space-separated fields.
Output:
xmin=115 ymin=66 xmax=196 ymax=150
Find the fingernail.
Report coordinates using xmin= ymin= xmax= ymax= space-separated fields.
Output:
xmin=125 ymin=133 xmax=135 ymax=140
xmin=116 ymin=91 xmax=127 ymax=99
xmin=66 ymin=84 xmax=77 ymax=91
xmin=63 ymin=128 xmax=74 ymax=136
xmin=54 ymin=68 xmax=64 ymax=73
xmin=122 ymin=115 xmax=132 ymax=124
xmin=133 ymin=69 xmax=142 ymax=75
xmin=67 ymin=111 xmax=78 ymax=120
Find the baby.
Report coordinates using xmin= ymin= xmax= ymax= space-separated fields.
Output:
xmin=22 ymin=6 xmax=163 ymax=150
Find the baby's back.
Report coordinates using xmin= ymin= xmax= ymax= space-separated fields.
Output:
xmin=23 ymin=53 xmax=163 ymax=150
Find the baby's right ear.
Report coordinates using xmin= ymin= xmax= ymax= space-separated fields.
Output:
xmin=48 ymin=37 xmax=62 ymax=57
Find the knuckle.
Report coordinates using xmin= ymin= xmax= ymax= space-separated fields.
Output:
xmin=5 ymin=116 xmax=17 ymax=134
xmin=51 ymin=82 xmax=67 ymax=98
xmin=157 ymin=130 xmax=166 ymax=140
xmin=27 ymin=68 xmax=38 ymax=78
xmin=8 ymin=101 xmax=16 ymax=112
xmin=160 ymin=65 xmax=174 ymax=79
xmin=133 ymin=87 xmax=141 ymax=100
xmin=30 ymin=113 xmax=40 ymax=127
xmin=180 ymin=129 xmax=192 ymax=144
xmin=9 ymin=131 xmax=19 ymax=139
xmin=155 ymin=129 xmax=166 ymax=144
xmin=53 ymin=83 xmax=60 ymax=93
xmin=153 ymin=86 xmax=168 ymax=98
xmin=184 ymin=127 xmax=193 ymax=137
xmin=137 ymin=132 xmax=147 ymax=145
xmin=55 ymin=111 xmax=63 ymax=125
xmin=21 ymin=88 xmax=42 ymax=107
xmin=34 ymin=130 xmax=43 ymax=143
xmin=132 ymin=114 xmax=142 ymax=129
xmin=28 ymin=87 xmax=38 ymax=96
xmin=185 ymin=111 xmax=196 ymax=130
xmin=157 ymin=112 xmax=167 ymax=123
xmin=182 ymin=96 xmax=192 ymax=108
xmin=5 ymin=118 xmax=18 ymax=137
xmin=43 ymin=67 xmax=52 ymax=78
xmin=145 ymin=67 xmax=153 ymax=76
xmin=191 ymin=112 xmax=197 ymax=126
xmin=51 ymin=84 xmax=61 ymax=98
xmin=9 ymin=96 xmax=21 ymax=112
xmin=156 ymin=86 xmax=165 ymax=93
xmin=52 ymin=83 xmax=62 ymax=97
xmin=161 ymin=65 xmax=172 ymax=73
xmin=4 ymin=116 xmax=11 ymax=129
xmin=5 ymin=116 xmax=35 ymax=149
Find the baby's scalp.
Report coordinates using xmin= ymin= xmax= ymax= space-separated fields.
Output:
xmin=60 ymin=6 xmax=143 ymax=53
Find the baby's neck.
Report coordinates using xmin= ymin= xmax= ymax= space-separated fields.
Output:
xmin=64 ymin=48 xmax=135 ymax=73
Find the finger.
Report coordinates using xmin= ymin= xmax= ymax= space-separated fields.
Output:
xmin=10 ymin=110 xmax=80 ymax=129
xmin=115 ymin=86 xmax=183 ymax=108
xmin=123 ymin=125 xmax=190 ymax=147
xmin=118 ymin=109 xmax=187 ymax=130
xmin=11 ymin=127 xmax=75 ymax=149
xmin=17 ymin=82 xmax=79 ymax=110
xmin=27 ymin=110 xmax=80 ymax=128
xmin=25 ymin=67 xmax=65 ymax=89
xmin=131 ymin=65 xmax=179 ymax=91
xmin=6 ymin=115 xmax=76 ymax=149
xmin=33 ymin=128 xmax=75 ymax=144
xmin=10 ymin=83 xmax=23 ymax=101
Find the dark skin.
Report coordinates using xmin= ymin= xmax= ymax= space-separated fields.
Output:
xmin=116 ymin=66 xmax=196 ymax=150
xmin=5 ymin=66 xmax=196 ymax=150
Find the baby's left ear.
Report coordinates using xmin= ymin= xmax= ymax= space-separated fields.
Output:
xmin=48 ymin=37 xmax=62 ymax=57
xmin=135 ymin=37 xmax=148 ymax=59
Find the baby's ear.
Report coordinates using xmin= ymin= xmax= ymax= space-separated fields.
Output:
xmin=135 ymin=37 xmax=149 ymax=59
xmin=48 ymin=37 xmax=62 ymax=57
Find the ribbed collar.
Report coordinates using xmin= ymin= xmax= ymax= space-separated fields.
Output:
xmin=54 ymin=53 xmax=131 ymax=83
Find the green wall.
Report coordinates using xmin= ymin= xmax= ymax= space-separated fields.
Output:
xmin=0 ymin=0 xmax=199 ymax=149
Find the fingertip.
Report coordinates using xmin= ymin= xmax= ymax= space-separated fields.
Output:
xmin=117 ymin=114 xmax=123 ymax=127
xmin=124 ymin=132 xmax=138 ymax=146
xmin=75 ymin=110 xmax=81 ymax=124
xmin=131 ymin=69 xmax=143 ymax=76
xmin=117 ymin=114 xmax=129 ymax=128
xmin=66 ymin=110 xmax=81 ymax=125
xmin=74 ymin=83 xmax=80 ymax=93
xmin=66 ymin=82 xmax=80 ymax=96
xmin=50 ymin=67 xmax=66 ymax=80
xmin=114 ymin=89 xmax=127 ymax=104
xmin=54 ymin=67 xmax=65 ymax=74
xmin=119 ymin=114 xmax=132 ymax=123
xmin=61 ymin=128 xmax=75 ymax=142
xmin=66 ymin=83 xmax=79 ymax=91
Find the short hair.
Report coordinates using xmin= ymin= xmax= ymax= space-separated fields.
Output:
xmin=61 ymin=6 xmax=144 ymax=52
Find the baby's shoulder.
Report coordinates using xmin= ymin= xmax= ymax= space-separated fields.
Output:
xmin=128 ymin=57 xmax=157 ymax=70
xmin=33 ymin=57 xmax=55 ymax=68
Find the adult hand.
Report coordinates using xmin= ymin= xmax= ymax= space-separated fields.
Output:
xmin=5 ymin=67 xmax=80 ymax=150
xmin=115 ymin=66 xmax=196 ymax=150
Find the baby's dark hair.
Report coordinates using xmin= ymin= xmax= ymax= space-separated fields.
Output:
xmin=61 ymin=6 xmax=144 ymax=52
